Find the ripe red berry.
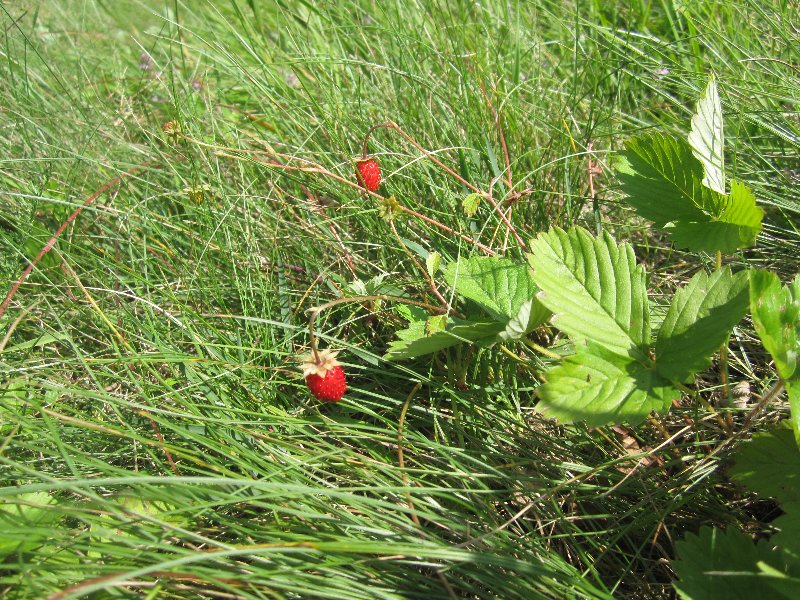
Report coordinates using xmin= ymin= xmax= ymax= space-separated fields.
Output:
xmin=300 ymin=349 xmax=347 ymax=402
xmin=356 ymin=158 xmax=381 ymax=192
xmin=305 ymin=366 xmax=347 ymax=402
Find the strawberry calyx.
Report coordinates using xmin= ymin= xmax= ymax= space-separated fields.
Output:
xmin=300 ymin=348 xmax=342 ymax=378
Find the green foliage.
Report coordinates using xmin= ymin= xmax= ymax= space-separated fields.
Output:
xmin=1 ymin=1 xmax=798 ymax=598
xmin=729 ymin=425 xmax=800 ymax=508
xmin=617 ymin=75 xmax=764 ymax=256
xmin=385 ymin=256 xmax=549 ymax=359
xmin=674 ymin=426 xmax=800 ymax=599
xmin=750 ymin=270 xmax=800 ymax=439
xmin=529 ymin=227 xmax=650 ymax=361
xmin=688 ymin=76 xmax=726 ymax=195
xmin=537 ymin=343 xmax=677 ymax=426
xmin=385 ymin=317 xmax=504 ymax=359
xmin=672 ymin=526 xmax=800 ymax=600
xmin=655 ymin=268 xmax=750 ymax=382
xmin=462 ymin=193 xmax=481 ymax=217
xmin=529 ymin=226 xmax=748 ymax=425
xmin=617 ymin=134 xmax=762 ymax=253
xmin=0 ymin=492 xmax=61 ymax=558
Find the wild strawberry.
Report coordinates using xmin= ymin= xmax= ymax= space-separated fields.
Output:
xmin=300 ymin=349 xmax=347 ymax=402
xmin=356 ymin=158 xmax=381 ymax=192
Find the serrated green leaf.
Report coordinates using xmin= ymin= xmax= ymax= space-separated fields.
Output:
xmin=750 ymin=271 xmax=800 ymax=441
xmin=425 ymin=251 xmax=442 ymax=277
xmin=729 ymin=425 xmax=800 ymax=506
xmin=528 ymin=227 xmax=650 ymax=361
xmin=617 ymin=133 xmax=713 ymax=225
xmin=617 ymin=134 xmax=762 ymax=253
xmin=537 ymin=344 xmax=678 ymax=426
xmin=462 ymin=193 xmax=481 ymax=217
xmin=750 ymin=271 xmax=800 ymax=382
xmin=673 ymin=526 xmax=799 ymax=600
xmin=655 ymin=267 xmax=749 ymax=382
xmin=395 ymin=303 xmax=428 ymax=322
xmin=689 ymin=76 xmax=726 ymax=194
xmin=384 ymin=317 xmax=505 ymax=359
xmin=444 ymin=256 xmax=550 ymax=341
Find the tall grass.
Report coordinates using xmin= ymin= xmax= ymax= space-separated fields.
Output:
xmin=1 ymin=1 xmax=797 ymax=597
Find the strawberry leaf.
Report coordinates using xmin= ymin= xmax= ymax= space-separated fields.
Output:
xmin=536 ymin=343 xmax=678 ymax=426
xmin=673 ymin=526 xmax=800 ymax=600
xmin=750 ymin=271 xmax=800 ymax=440
xmin=385 ymin=317 xmax=505 ymax=359
xmin=528 ymin=227 xmax=650 ymax=361
xmin=654 ymin=267 xmax=749 ymax=382
xmin=444 ymin=256 xmax=550 ymax=341
xmin=689 ymin=76 xmax=726 ymax=194
xmin=750 ymin=271 xmax=800 ymax=382
xmin=729 ymin=425 xmax=800 ymax=507
xmin=617 ymin=134 xmax=762 ymax=253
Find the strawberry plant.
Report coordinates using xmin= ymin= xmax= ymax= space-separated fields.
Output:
xmin=365 ymin=77 xmax=798 ymax=596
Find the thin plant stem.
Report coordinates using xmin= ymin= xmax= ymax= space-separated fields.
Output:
xmin=361 ymin=122 xmax=526 ymax=250
xmin=212 ymin=148 xmax=497 ymax=255
xmin=742 ymin=379 xmax=786 ymax=430
xmin=0 ymin=159 xmax=161 ymax=321
xmin=520 ymin=338 xmax=563 ymax=361
xmin=388 ymin=219 xmax=450 ymax=310
xmin=306 ymin=294 xmax=442 ymax=363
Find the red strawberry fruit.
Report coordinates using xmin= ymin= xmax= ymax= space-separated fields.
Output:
xmin=356 ymin=158 xmax=381 ymax=192
xmin=301 ymin=349 xmax=347 ymax=402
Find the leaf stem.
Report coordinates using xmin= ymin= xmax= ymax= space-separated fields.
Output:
xmin=306 ymin=294 xmax=443 ymax=363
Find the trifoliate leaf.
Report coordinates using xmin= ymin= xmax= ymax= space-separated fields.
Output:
xmin=673 ymin=526 xmax=799 ymax=600
xmin=462 ymin=193 xmax=481 ymax=217
xmin=537 ymin=343 xmax=678 ymax=426
xmin=617 ymin=134 xmax=762 ymax=253
xmin=689 ymin=76 xmax=726 ymax=194
xmin=655 ymin=267 xmax=749 ymax=382
xmin=385 ymin=317 xmax=505 ymax=359
xmin=528 ymin=227 xmax=650 ymax=361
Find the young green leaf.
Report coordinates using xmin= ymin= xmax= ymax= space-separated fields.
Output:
xmin=462 ymin=193 xmax=481 ymax=217
xmin=655 ymin=267 xmax=750 ymax=382
xmin=528 ymin=227 xmax=650 ymax=360
xmin=673 ymin=526 xmax=799 ymax=600
xmin=750 ymin=270 xmax=799 ymax=382
xmin=444 ymin=256 xmax=550 ymax=340
xmin=384 ymin=317 xmax=505 ymax=359
xmin=617 ymin=134 xmax=762 ymax=253
xmin=689 ymin=76 xmax=726 ymax=194
xmin=537 ymin=343 xmax=678 ymax=426
xmin=666 ymin=179 xmax=763 ymax=252
xmin=425 ymin=251 xmax=442 ymax=277
xmin=750 ymin=271 xmax=800 ymax=440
